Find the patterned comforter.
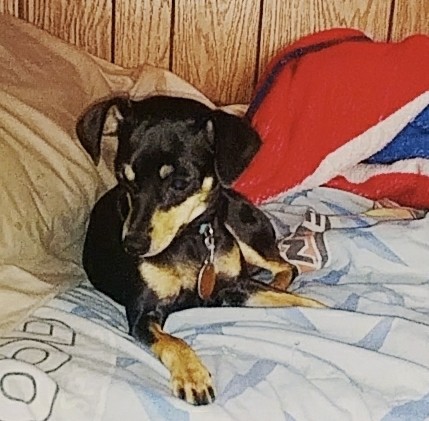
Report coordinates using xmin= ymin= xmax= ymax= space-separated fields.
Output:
xmin=1 ymin=187 xmax=428 ymax=421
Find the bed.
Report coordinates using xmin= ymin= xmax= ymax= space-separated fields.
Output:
xmin=1 ymin=2 xmax=429 ymax=420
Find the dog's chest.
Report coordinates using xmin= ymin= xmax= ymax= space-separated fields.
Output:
xmin=137 ymin=242 xmax=242 ymax=300
xmin=138 ymin=261 xmax=199 ymax=300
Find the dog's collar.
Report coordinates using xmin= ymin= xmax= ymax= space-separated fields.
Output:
xmin=197 ymin=223 xmax=216 ymax=301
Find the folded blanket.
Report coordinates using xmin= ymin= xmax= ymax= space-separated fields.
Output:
xmin=235 ymin=28 xmax=429 ymax=209
xmin=261 ymin=193 xmax=427 ymax=275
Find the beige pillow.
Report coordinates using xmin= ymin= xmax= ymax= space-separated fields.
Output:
xmin=0 ymin=14 xmax=216 ymax=334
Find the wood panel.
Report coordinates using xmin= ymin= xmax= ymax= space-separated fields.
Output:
xmin=4 ymin=0 xmax=426 ymax=104
xmin=21 ymin=0 xmax=112 ymax=61
xmin=0 ymin=0 xmax=18 ymax=15
xmin=172 ymin=0 xmax=260 ymax=105
xmin=390 ymin=0 xmax=429 ymax=41
xmin=259 ymin=0 xmax=392 ymax=79
xmin=115 ymin=0 xmax=172 ymax=68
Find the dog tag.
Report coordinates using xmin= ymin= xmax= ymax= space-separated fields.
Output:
xmin=197 ymin=262 xmax=216 ymax=300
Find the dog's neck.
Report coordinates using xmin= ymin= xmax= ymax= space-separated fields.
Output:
xmin=185 ymin=185 xmax=230 ymax=234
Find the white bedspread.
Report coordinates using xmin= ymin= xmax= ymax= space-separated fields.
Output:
xmin=1 ymin=188 xmax=428 ymax=421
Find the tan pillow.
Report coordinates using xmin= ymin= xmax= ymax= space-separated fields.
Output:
xmin=0 ymin=14 xmax=217 ymax=334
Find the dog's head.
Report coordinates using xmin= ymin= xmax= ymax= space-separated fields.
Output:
xmin=77 ymin=95 xmax=261 ymax=257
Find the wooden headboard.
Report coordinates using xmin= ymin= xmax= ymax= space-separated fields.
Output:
xmin=1 ymin=1 xmax=428 ymax=105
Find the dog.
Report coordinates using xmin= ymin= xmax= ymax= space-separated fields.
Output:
xmin=76 ymin=95 xmax=324 ymax=406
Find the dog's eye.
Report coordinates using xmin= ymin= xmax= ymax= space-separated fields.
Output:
xmin=171 ymin=178 xmax=188 ymax=191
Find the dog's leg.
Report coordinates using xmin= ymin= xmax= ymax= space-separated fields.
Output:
xmin=130 ymin=311 xmax=215 ymax=405
xmin=150 ymin=323 xmax=215 ymax=405
xmin=223 ymin=194 xmax=298 ymax=291
xmin=219 ymin=280 xmax=325 ymax=309
xmin=245 ymin=287 xmax=325 ymax=308
xmin=235 ymin=238 xmax=297 ymax=291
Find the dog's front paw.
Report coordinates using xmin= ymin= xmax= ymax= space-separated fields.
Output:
xmin=150 ymin=324 xmax=216 ymax=405
xmin=271 ymin=269 xmax=295 ymax=291
xmin=170 ymin=355 xmax=216 ymax=405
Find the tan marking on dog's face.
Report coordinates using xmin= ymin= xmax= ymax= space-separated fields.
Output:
xmin=145 ymin=177 xmax=214 ymax=256
xmin=159 ymin=164 xmax=174 ymax=179
xmin=150 ymin=322 xmax=215 ymax=405
xmin=138 ymin=261 xmax=198 ymax=300
xmin=214 ymin=243 xmax=242 ymax=278
xmin=123 ymin=164 xmax=135 ymax=181
xmin=245 ymin=290 xmax=325 ymax=308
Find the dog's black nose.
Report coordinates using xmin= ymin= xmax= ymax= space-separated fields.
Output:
xmin=123 ymin=235 xmax=149 ymax=256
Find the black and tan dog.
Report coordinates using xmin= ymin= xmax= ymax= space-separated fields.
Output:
xmin=77 ymin=95 xmax=323 ymax=406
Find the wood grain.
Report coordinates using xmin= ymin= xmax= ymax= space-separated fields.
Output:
xmin=172 ymin=0 xmax=260 ymax=105
xmin=258 ymin=0 xmax=392 ymax=79
xmin=21 ymin=0 xmax=112 ymax=60
xmin=390 ymin=0 xmax=429 ymax=41
xmin=0 ymin=0 xmax=18 ymax=15
xmin=115 ymin=0 xmax=172 ymax=68
xmin=4 ymin=0 xmax=425 ymax=105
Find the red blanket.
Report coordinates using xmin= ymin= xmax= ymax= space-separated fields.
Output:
xmin=234 ymin=28 xmax=429 ymax=208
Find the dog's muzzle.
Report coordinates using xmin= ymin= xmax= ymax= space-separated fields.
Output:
xmin=123 ymin=234 xmax=151 ymax=257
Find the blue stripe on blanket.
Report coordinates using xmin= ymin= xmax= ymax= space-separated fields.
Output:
xmin=365 ymin=105 xmax=429 ymax=164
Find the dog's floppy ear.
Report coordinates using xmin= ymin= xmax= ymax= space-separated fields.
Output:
xmin=76 ymin=96 xmax=131 ymax=164
xmin=208 ymin=110 xmax=261 ymax=187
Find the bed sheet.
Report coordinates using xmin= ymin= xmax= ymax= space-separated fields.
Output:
xmin=1 ymin=187 xmax=428 ymax=421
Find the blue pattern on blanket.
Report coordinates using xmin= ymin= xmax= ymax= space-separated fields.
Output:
xmin=183 ymin=322 xmax=235 ymax=345
xmin=366 ymin=105 xmax=429 ymax=164
xmin=116 ymin=356 xmax=141 ymax=368
xmin=354 ymin=317 xmax=393 ymax=351
xmin=271 ymin=308 xmax=318 ymax=331
xmin=284 ymin=411 xmax=298 ymax=421
xmin=316 ymin=263 xmax=351 ymax=285
xmin=341 ymin=292 xmax=361 ymax=311
xmin=63 ymin=283 xmax=128 ymax=331
xmin=1 ymin=187 xmax=429 ymax=421
xmin=133 ymin=384 xmax=190 ymax=421
xmin=218 ymin=360 xmax=277 ymax=404
xmin=341 ymin=229 xmax=406 ymax=265
xmin=381 ymin=393 xmax=429 ymax=421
